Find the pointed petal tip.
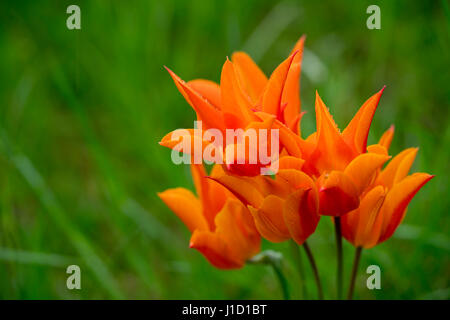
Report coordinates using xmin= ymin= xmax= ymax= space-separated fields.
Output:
xmin=164 ymin=65 xmax=173 ymax=73
xmin=315 ymin=90 xmax=320 ymax=99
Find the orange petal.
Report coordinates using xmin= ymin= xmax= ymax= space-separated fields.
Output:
xmin=317 ymin=171 xmax=360 ymax=216
xmin=341 ymin=186 xmax=386 ymax=247
xmin=165 ymin=67 xmax=225 ymax=131
xmin=210 ymin=174 xmax=264 ymax=208
xmin=272 ymin=156 xmax=305 ymax=171
xmin=255 ymin=112 xmax=303 ymax=158
xmin=190 ymin=230 xmax=241 ymax=269
xmin=284 ymin=188 xmax=320 ymax=245
xmin=367 ymin=144 xmax=388 ymax=156
xmin=308 ymin=92 xmax=356 ymax=173
xmin=190 ymin=198 xmax=260 ymax=269
xmin=282 ymin=35 xmax=306 ymax=133
xmin=248 ymin=195 xmax=290 ymax=242
xmin=231 ymin=52 xmax=268 ymax=104
xmin=342 ymin=87 xmax=385 ymax=154
xmin=187 ymin=79 xmax=221 ymax=109
xmin=277 ymin=169 xmax=316 ymax=190
xmin=344 ymin=153 xmax=391 ymax=195
xmin=190 ymin=164 xmax=229 ymax=230
xmin=262 ymin=51 xmax=298 ymax=120
xmin=158 ymin=188 xmax=209 ymax=233
xmin=220 ymin=59 xmax=257 ymax=128
xmin=378 ymin=125 xmax=395 ymax=150
xmin=353 ymin=186 xmax=386 ymax=247
xmin=378 ymin=173 xmax=434 ymax=243
xmin=376 ymin=148 xmax=418 ymax=188
xmin=159 ymin=129 xmax=215 ymax=162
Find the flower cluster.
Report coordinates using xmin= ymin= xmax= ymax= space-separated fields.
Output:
xmin=157 ymin=35 xmax=433 ymax=281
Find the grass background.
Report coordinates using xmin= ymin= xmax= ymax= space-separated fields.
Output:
xmin=0 ymin=0 xmax=448 ymax=299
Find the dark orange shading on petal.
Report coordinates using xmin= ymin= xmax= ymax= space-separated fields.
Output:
xmin=317 ymin=171 xmax=360 ymax=216
xmin=378 ymin=173 xmax=434 ymax=243
xmin=284 ymin=188 xmax=320 ymax=245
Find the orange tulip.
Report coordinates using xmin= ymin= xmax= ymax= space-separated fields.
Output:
xmin=158 ymin=164 xmax=260 ymax=269
xmin=212 ymin=155 xmax=320 ymax=245
xmin=159 ymin=36 xmax=307 ymax=176
xmin=298 ymin=89 xmax=390 ymax=216
xmin=341 ymin=127 xmax=434 ymax=248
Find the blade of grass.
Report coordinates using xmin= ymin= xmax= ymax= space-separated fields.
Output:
xmin=242 ymin=1 xmax=300 ymax=62
xmin=51 ymin=66 xmax=179 ymax=247
xmin=0 ymin=132 xmax=124 ymax=299
xmin=0 ymin=247 xmax=73 ymax=267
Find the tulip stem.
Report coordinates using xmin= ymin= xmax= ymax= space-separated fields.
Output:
xmin=270 ymin=261 xmax=290 ymax=300
xmin=334 ymin=217 xmax=343 ymax=300
xmin=347 ymin=247 xmax=362 ymax=300
xmin=303 ymin=241 xmax=324 ymax=300
xmin=290 ymin=240 xmax=308 ymax=299
xmin=248 ymin=250 xmax=290 ymax=300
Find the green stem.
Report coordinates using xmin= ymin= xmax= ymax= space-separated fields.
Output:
xmin=303 ymin=241 xmax=324 ymax=299
xmin=290 ymin=240 xmax=308 ymax=299
xmin=248 ymin=250 xmax=290 ymax=300
xmin=334 ymin=217 xmax=343 ymax=300
xmin=347 ymin=247 xmax=362 ymax=300
xmin=270 ymin=261 xmax=290 ymax=300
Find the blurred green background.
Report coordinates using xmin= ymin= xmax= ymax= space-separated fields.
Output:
xmin=0 ymin=0 xmax=448 ymax=299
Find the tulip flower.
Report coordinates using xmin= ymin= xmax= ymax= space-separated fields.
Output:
xmin=159 ymin=36 xmax=307 ymax=176
xmin=341 ymin=126 xmax=434 ymax=299
xmin=293 ymin=88 xmax=391 ymax=299
xmin=341 ymin=126 xmax=434 ymax=248
xmin=158 ymin=164 xmax=260 ymax=269
xmin=299 ymin=89 xmax=390 ymax=217
xmin=212 ymin=155 xmax=324 ymax=298
xmin=211 ymin=155 xmax=319 ymax=245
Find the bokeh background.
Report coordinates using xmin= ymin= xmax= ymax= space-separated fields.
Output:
xmin=0 ymin=0 xmax=448 ymax=299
